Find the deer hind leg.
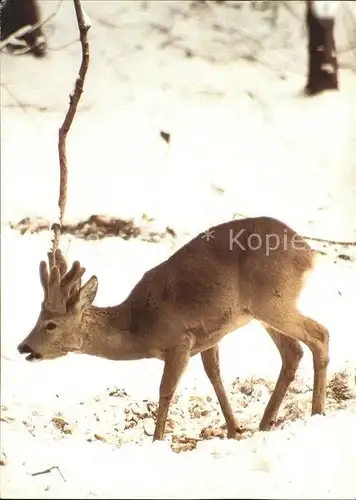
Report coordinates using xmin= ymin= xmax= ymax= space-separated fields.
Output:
xmin=301 ymin=316 xmax=329 ymax=415
xmin=201 ymin=345 xmax=244 ymax=439
xmin=259 ymin=327 xmax=304 ymax=431
xmin=153 ymin=335 xmax=192 ymax=441
xmin=255 ymin=308 xmax=329 ymax=418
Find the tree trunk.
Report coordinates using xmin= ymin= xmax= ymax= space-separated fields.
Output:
xmin=0 ymin=0 xmax=46 ymax=57
xmin=305 ymin=0 xmax=339 ymax=96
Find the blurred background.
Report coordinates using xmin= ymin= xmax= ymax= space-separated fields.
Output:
xmin=1 ymin=0 xmax=356 ymax=240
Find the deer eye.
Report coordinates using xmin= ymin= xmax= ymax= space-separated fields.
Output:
xmin=45 ymin=322 xmax=57 ymax=331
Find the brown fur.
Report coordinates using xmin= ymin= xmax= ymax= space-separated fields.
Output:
xmin=18 ymin=216 xmax=329 ymax=440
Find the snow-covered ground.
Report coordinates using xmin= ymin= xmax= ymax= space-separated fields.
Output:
xmin=1 ymin=1 xmax=356 ymax=498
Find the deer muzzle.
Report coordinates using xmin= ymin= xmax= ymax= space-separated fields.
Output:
xmin=17 ymin=342 xmax=43 ymax=362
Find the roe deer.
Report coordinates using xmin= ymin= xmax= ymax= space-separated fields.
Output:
xmin=17 ymin=216 xmax=329 ymax=441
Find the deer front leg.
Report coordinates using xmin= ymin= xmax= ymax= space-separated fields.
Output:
xmin=153 ymin=336 xmax=192 ymax=441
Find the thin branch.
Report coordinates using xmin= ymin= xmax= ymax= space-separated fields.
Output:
xmin=50 ymin=0 xmax=91 ymax=257
xmin=301 ymin=235 xmax=356 ymax=246
xmin=31 ymin=465 xmax=66 ymax=482
xmin=0 ymin=25 xmax=32 ymax=52
xmin=48 ymin=37 xmax=80 ymax=52
xmin=0 ymin=82 xmax=31 ymax=114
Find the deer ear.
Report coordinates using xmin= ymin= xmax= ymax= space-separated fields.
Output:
xmin=76 ymin=276 xmax=98 ymax=311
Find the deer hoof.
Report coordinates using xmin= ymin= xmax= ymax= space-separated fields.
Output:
xmin=259 ymin=419 xmax=275 ymax=432
xmin=227 ymin=426 xmax=245 ymax=439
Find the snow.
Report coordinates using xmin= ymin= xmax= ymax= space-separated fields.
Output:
xmin=1 ymin=1 xmax=356 ymax=498
xmin=2 ymin=412 xmax=356 ymax=499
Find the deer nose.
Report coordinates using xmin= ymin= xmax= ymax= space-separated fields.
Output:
xmin=17 ymin=342 xmax=31 ymax=354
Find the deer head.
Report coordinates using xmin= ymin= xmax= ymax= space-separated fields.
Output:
xmin=17 ymin=248 xmax=98 ymax=362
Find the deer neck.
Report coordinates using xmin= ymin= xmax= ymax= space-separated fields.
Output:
xmin=79 ymin=303 xmax=149 ymax=361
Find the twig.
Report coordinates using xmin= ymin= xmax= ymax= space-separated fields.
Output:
xmin=31 ymin=465 xmax=67 ymax=482
xmin=232 ymin=211 xmax=249 ymax=220
xmin=26 ymin=427 xmax=36 ymax=437
xmin=48 ymin=37 xmax=80 ymax=52
xmin=0 ymin=82 xmax=31 ymax=115
xmin=0 ymin=25 xmax=32 ymax=51
xmin=301 ymin=235 xmax=356 ymax=246
xmin=50 ymin=0 xmax=91 ymax=257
